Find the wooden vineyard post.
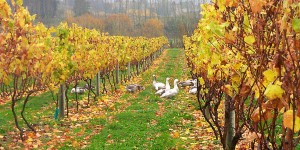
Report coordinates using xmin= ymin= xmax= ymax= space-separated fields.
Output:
xmin=116 ymin=62 xmax=120 ymax=84
xmin=96 ymin=72 xmax=101 ymax=96
xmin=137 ymin=61 xmax=140 ymax=75
xmin=225 ymin=95 xmax=235 ymax=150
xmin=142 ymin=46 xmax=146 ymax=71
xmin=59 ymin=84 xmax=65 ymax=119
xmin=143 ymin=58 xmax=146 ymax=71
xmin=127 ymin=62 xmax=131 ymax=81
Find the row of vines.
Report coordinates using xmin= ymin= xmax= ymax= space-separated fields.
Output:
xmin=0 ymin=0 xmax=168 ymax=141
xmin=184 ymin=0 xmax=300 ymax=149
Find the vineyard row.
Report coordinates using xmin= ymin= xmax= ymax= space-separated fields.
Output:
xmin=0 ymin=0 xmax=168 ymax=140
xmin=184 ymin=0 xmax=300 ymax=149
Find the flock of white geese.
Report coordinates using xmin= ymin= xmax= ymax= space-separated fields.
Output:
xmin=126 ymin=75 xmax=197 ymax=98
xmin=70 ymin=75 xmax=198 ymax=99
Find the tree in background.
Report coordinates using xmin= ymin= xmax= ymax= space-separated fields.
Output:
xmin=66 ymin=13 xmax=105 ymax=32
xmin=141 ymin=19 xmax=164 ymax=38
xmin=165 ymin=18 xmax=180 ymax=47
xmin=105 ymin=14 xmax=133 ymax=36
xmin=73 ymin=0 xmax=90 ymax=17
xmin=23 ymin=0 xmax=206 ymax=47
xmin=23 ymin=0 xmax=57 ymax=25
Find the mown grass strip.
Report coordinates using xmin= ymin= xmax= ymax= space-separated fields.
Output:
xmin=0 ymin=92 xmax=56 ymax=134
xmin=87 ymin=49 xmax=187 ymax=149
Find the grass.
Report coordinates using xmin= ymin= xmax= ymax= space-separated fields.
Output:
xmin=0 ymin=91 xmax=56 ymax=134
xmin=86 ymin=49 xmax=188 ymax=149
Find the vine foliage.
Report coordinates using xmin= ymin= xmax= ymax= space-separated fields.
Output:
xmin=184 ymin=0 xmax=300 ymax=149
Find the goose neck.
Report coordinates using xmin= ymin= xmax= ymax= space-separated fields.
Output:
xmin=174 ymin=84 xmax=178 ymax=90
xmin=166 ymin=80 xmax=170 ymax=89
xmin=173 ymin=80 xmax=178 ymax=90
xmin=153 ymin=76 xmax=157 ymax=83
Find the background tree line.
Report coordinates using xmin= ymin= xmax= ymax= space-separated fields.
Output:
xmin=22 ymin=0 xmax=210 ymax=47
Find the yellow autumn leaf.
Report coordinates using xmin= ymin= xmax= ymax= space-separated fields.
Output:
xmin=185 ymin=129 xmax=190 ymax=134
xmin=222 ymin=84 xmax=233 ymax=97
xmin=244 ymin=36 xmax=255 ymax=45
xmin=199 ymin=77 xmax=205 ymax=86
xmin=253 ymin=85 xmax=260 ymax=99
xmin=264 ymin=84 xmax=284 ymax=100
xmin=172 ymin=131 xmax=180 ymax=138
xmin=16 ymin=0 xmax=23 ymax=6
xmin=60 ymin=75 xmax=66 ymax=81
xmin=211 ymin=53 xmax=221 ymax=65
xmin=263 ymin=69 xmax=278 ymax=86
xmin=207 ymin=66 xmax=214 ymax=78
xmin=283 ymin=110 xmax=300 ymax=132
xmin=231 ymin=73 xmax=240 ymax=84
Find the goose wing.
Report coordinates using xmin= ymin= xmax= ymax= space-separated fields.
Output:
xmin=154 ymin=82 xmax=165 ymax=90
xmin=126 ymin=84 xmax=138 ymax=92
xmin=160 ymin=89 xmax=177 ymax=98
xmin=155 ymin=89 xmax=165 ymax=95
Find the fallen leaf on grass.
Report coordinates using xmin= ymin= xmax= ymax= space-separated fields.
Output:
xmin=94 ymin=125 xmax=103 ymax=131
xmin=206 ymin=128 xmax=213 ymax=133
xmin=180 ymin=137 xmax=188 ymax=140
xmin=185 ymin=129 xmax=190 ymax=134
xmin=151 ymin=120 xmax=158 ymax=125
xmin=107 ymin=140 xmax=114 ymax=144
xmin=171 ymin=131 xmax=180 ymax=138
xmin=195 ymin=120 xmax=202 ymax=127
xmin=53 ymin=129 xmax=63 ymax=133
xmin=72 ymin=141 xmax=80 ymax=147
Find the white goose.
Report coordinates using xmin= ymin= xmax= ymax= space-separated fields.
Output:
xmin=192 ymin=79 xmax=197 ymax=86
xmin=153 ymin=75 xmax=166 ymax=90
xmin=71 ymin=87 xmax=87 ymax=94
xmin=160 ymin=79 xmax=179 ymax=98
xmin=178 ymin=79 xmax=196 ymax=87
xmin=189 ymin=86 xmax=197 ymax=94
xmin=84 ymin=84 xmax=95 ymax=90
xmin=155 ymin=77 xmax=170 ymax=95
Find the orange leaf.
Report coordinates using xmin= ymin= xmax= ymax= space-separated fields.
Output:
xmin=239 ymin=85 xmax=251 ymax=97
xmin=262 ymin=99 xmax=284 ymax=110
xmin=249 ymin=0 xmax=266 ymax=13
xmin=283 ymin=110 xmax=300 ymax=132
xmin=251 ymin=108 xmax=260 ymax=123
xmin=251 ymin=108 xmax=273 ymax=123
xmin=225 ymin=0 xmax=238 ymax=7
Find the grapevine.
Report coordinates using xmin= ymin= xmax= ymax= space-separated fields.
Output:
xmin=184 ymin=0 xmax=300 ymax=149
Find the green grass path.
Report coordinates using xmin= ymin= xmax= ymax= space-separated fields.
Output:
xmin=87 ymin=49 xmax=190 ymax=149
